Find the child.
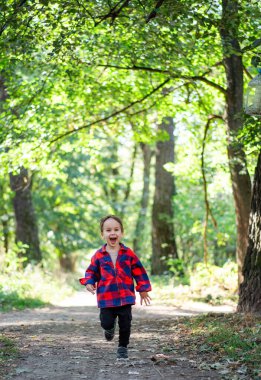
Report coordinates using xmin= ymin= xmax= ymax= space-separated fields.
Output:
xmin=79 ymin=215 xmax=152 ymax=359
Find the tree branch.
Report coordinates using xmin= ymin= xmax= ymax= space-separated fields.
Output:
xmin=201 ymin=114 xmax=223 ymax=264
xmin=75 ymin=0 xmax=96 ymax=23
xmin=95 ymin=0 xmax=131 ymax=26
xmin=49 ymin=78 xmax=171 ymax=144
xmin=98 ymin=63 xmax=169 ymax=74
xmin=123 ymin=143 xmax=137 ymax=202
xmin=96 ymin=63 xmax=227 ymax=94
xmin=242 ymin=38 xmax=261 ymax=53
xmin=146 ymin=0 xmax=166 ymax=23
xmin=243 ymin=65 xmax=253 ymax=80
xmin=126 ymin=81 xmax=194 ymax=117
xmin=0 ymin=0 xmax=28 ymax=36
xmin=191 ymin=75 xmax=226 ymax=95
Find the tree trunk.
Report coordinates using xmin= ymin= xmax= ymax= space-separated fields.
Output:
xmin=237 ymin=151 xmax=261 ymax=313
xmin=2 ymin=218 xmax=9 ymax=253
xmin=0 ymin=183 xmax=9 ymax=253
xmin=220 ymin=0 xmax=252 ymax=284
xmin=1 ymin=76 xmax=41 ymax=261
xmin=10 ymin=168 xmax=42 ymax=263
xmin=101 ymin=141 xmax=119 ymax=207
xmin=59 ymin=255 xmax=77 ymax=272
xmin=151 ymin=117 xmax=178 ymax=274
xmin=120 ymin=144 xmax=137 ymax=218
xmin=133 ymin=143 xmax=152 ymax=254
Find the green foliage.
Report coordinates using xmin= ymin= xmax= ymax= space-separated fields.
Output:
xmin=0 ymin=246 xmax=73 ymax=312
xmin=190 ymin=262 xmax=237 ymax=290
xmin=32 ymin=132 xmax=144 ymax=263
xmin=173 ymin=117 xmax=236 ymax=266
xmin=2 ymin=242 xmax=28 ymax=270
xmin=151 ymin=261 xmax=238 ymax=306
xmin=189 ymin=262 xmax=238 ymax=304
xmin=0 ymin=0 xmax=260 ymax=276
xmin=239 ymin=115 xmax=261 ymax=153
xmin=166 ymin=258 xmax=187 ymax=282
xmin=152 ymin=262 xmax=237 ymax=306
xmin=0 ymin=288 xmax=45 ymax=312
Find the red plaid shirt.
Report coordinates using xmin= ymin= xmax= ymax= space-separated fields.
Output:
xmin=79 ymin=243 xmax=152 ymax=308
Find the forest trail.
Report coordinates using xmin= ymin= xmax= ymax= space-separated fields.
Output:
xmin=1 ymin=291 xmax=235 ymax=380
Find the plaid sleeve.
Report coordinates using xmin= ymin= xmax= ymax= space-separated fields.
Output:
xmin=79 ymin=253 xmax=100 ymax=286
xmin=130 ymin=251 xmax=152 ymax=292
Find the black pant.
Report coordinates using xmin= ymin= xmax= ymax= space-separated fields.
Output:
xmin=100 ymin=304 xmax=132 ymax=348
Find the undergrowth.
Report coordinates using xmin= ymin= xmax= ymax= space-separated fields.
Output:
xmin=0 ymin=335 xmax=18 ymax=375
xmin=179 ymin=313 xmax=261 ymax=379
xmin=1 ymin=250 xmax=238 ymax=312
xmin=0 ymin=247 xmax=74 ymax=312
xmin=151 ymin=261 xmax=238 ymax=306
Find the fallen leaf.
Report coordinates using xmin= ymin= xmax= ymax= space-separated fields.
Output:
xmin=151 ymin=354 xmax=177 ymax=365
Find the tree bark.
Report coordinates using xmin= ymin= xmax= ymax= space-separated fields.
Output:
xmin=0 ymin=78 xmax=10 ymax=253
xmin=237 ymin=151 xmax=261 ymax=313
xmin=59 ymin=255 xmax=77 ymax=272
xmin=151 ymin=117 xmax=178 ymax=274
xmin=101 ymin=141 xmax=119 ymax=206
xmin=220 ymin=0 xmax=252 ymax=284
xmin=0 ymin=183 xmax=9 ymax=253
xmin=120 ymin=143 xmax=137 ymax=218
xmin=10 ymin=168 xmax=42 ymax=263
xmin=133 ymin=143 xmax=152 ymax=254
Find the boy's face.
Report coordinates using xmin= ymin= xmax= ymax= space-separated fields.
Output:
xmin=102 ymin=218 xmax=123 ymax=250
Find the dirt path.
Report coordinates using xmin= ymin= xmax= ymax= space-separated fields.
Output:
xmin=1 ymin=292 xmax=235 ymax=380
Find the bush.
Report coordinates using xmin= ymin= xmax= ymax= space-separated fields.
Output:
xmin=151 ymin=261 xmax=238 ymax=306
xmin=0 ymin=246 xmax=73 ymax=312
xmin=189 ymin=261 xmax=238 ymax=304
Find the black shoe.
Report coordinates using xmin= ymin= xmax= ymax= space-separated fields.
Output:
xmin=117 ymin=346 xmax=128 ymax=359
xmin=104 ymin=326 xmax=115 ymax=341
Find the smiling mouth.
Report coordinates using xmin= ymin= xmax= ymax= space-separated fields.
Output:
xmin=109 ymin=237 xmax=117 ymax=244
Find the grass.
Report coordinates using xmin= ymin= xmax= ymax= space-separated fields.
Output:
xmin=0 ymin=264 xmax=74 ymax=312
xmin=0 ymin=289 xmax=46 ymax=312
xmin=0 ymin=335 xmax=18 ymax=374
xmin=177 ymin=313 xmax=261 ymax=378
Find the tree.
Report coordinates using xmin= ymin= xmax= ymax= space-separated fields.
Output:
xmin=0 ymin=73 xmax=42 ymax=262
xmin=133 ymin=142 xmax=152 ymax=254
xmin=238 ymin=151 xmax=261 ymax=313
xmin=151 ymin=117 xmax=178 ymax=274
xmin=219 ymin=0 xmax=252 ymax=283
xmin=9 ymin=168 xmax=42 ymax=263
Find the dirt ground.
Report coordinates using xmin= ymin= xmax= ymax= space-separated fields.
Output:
xmin=0 ymin=292 xmax=236 ymax=380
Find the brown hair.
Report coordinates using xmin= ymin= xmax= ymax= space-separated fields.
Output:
xmin=100 ymin=215 xmax=124 ymax=233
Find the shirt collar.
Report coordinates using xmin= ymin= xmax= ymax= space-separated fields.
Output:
xmin=101 ymin=243 xmax=127 ymax=253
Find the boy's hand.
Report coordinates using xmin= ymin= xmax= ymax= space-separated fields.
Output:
xmin=86 ymin=284 xmax=96 ymax=294
xmin=140 ymin=292 xmax=151 ymax=306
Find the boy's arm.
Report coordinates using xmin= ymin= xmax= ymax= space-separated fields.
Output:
xmin=79 ymin=253 xmax=100 ymax=287
xmin=130 ymin=251 xmax=152 ymax=294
